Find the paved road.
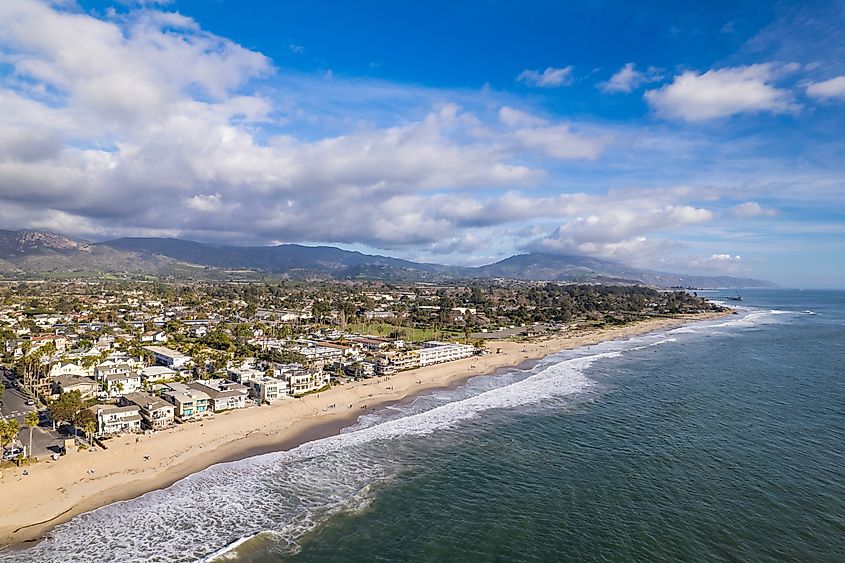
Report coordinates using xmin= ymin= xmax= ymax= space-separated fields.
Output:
xmin=0 ymin=368 xmax=36 ymax=420
xmin=1 ymin=368 xmax=60 ymax=458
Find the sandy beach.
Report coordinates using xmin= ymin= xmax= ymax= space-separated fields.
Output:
xmin=0 ymin=311 xmax=730 ymax=547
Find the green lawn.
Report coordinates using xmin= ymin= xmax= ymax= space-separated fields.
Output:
xmin=346 ymin=321 xmax=465 ymax=343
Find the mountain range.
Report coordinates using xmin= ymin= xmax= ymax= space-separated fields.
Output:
xmin=0 ymin=229 xmax=775 ymax=288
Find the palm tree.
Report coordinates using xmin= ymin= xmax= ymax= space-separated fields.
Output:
xmin=83 ymin=419 xmax=97 ymax=443
xmin=25 ymin=411 xmax=38 ymax=459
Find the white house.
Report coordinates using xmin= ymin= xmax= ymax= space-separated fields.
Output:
xmin=122 ymin=392 xmax=176 ymax=430
xmin=94 ymin=405 xmax=143 ymax=436
xmin=286 ymin=368 xmax=330 ymax=396
xmin=247 ymin=376 xmax=286 ymax=403
xmin=95 ymin=360 xmax=132 ymax=381
xmin=48 ymin=362 xmax=86 ymax=379
xmin=104 ymin=372 xmax=142 ymax=397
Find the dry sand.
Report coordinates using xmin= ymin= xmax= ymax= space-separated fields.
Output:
xmin=0 ymin=311 xmax=730 ymax=546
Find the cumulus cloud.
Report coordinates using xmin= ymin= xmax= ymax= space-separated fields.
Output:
xmin=806 ymin=76 xmax=845 ymax=101
xmin=680 ymin=253 xmax=745 ymax=273
xmin=732 ymin=201 xmax=778 ymax=218
xmin=525 ymin=204 xmax=713 ymax=260
xmin=516 ymin=66 xmax=574 ymax=87
xmin=644 ymin=64 xmax=796 ymax=121
xmin=599 ymin=63 xmax=661 ymax=93
xmin=498 ymin=107 xmax=608 ymax=160
xmin=0 ymin=2 xmax=617 ymax=250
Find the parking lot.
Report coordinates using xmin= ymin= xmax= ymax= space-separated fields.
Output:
xmin=1 ymin=367 xmax=61 ymax=458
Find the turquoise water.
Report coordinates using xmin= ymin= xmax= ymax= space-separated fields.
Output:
xmin=5 ymin=290 xmax=844 ymax=562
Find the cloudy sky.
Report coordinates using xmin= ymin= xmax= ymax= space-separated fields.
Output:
xmin=0 ymin=0 xmax=844 ymax=286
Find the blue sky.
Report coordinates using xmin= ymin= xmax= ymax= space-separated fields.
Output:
xmin=0 ymin=0 xmax=843 ymax=286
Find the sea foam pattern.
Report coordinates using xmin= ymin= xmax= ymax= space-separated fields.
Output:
xmin=2 ymin=310 xmax=774 ymax=563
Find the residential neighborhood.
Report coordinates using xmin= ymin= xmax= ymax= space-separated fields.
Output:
xmin=0 ymin=279 xmax=717 ymax=461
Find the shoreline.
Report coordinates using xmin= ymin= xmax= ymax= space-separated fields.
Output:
xmin=0 ymin=310 xmax=731 ymax=548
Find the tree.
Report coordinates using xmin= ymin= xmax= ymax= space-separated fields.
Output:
xmin=0 ymin=418 xmax=20 ymax=451
xmin=83 ymin=419 xmax=97 ymax=442
xmin=25 ymin=411 xmax=38 ymax=459
xmin=74 ymin=408 xmax=96 ymax=440
xmin=47 ymin=391 xmax=84 ymax=432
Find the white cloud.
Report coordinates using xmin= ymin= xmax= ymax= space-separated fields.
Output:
xmin=185 ymin=193 xmax=223 ymax=212
xmin=498 ymin=107 xmax=608 ymax=160
xmin=732 ymin=201 xmax=778 ymax=218
xmin=516 ymin=66 xmax=574 ymax=87
xmin=644 ymin=64 xmax=796 ymax=121
xmin=599 ymin=63 xmax=661 ymax=93
xmin=806 ymin=76 xmax=845 ymax=100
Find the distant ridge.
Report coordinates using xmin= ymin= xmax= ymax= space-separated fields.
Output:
xmin=0 ymin=229 xmax=775 ymax=288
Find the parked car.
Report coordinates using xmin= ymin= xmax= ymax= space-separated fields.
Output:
xmin=3 ymin=447 xmax=23 ymax=461
xmin=25 ymin=399 xmax=36 ymax=406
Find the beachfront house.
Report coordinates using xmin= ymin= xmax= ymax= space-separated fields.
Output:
xmin=188 ymin=379 xmax=249 ymax=411
xmin=121 ymin=392 xmax=176 ymax=430
xmin=94 ymin=405 xmax=143 ymax=436
xmin=287 ymin=367 xmax=330 ymax=396
xmin=247 ymin=376 xmax=286 ymax=403
xmin=380 ymin=349 xmax=421 ymax=372
xmin=161 ymin=383 xmax=210 ymax=422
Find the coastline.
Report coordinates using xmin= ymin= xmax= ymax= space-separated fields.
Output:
xmin=0 ymin=310 xmax=731 ymax=548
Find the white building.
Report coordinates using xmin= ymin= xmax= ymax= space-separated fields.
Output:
xmin=94 ymin=405 xmax=143 ymax=436
xmin=287 ymin=369 xmax=330 ymax=396
xmin=298 ymin=344 xmax=344 ymax=362
xmin=122 ymin=392 xmax=176 ymax=430
xmin=104 ymin=372 xmax=142 ymax=397
xmin=247 ymin=376 xmax=286 ymax=403
xmin=416 ymin=341 xmax=475 ymax=367
xmin=95 ymin=361 xmax=132 ymax=381
xmin=145 ymin=345 xmax=192 ymax=369
xmin=48 ymin=362 xmax=87 ymax=379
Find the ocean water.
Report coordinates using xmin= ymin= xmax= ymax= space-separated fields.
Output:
xmin=4 ymin=289 xmax=843 ymax=562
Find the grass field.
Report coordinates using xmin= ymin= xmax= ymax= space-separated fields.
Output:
xmin=346 ymin=321 xmax=466 ymax=343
